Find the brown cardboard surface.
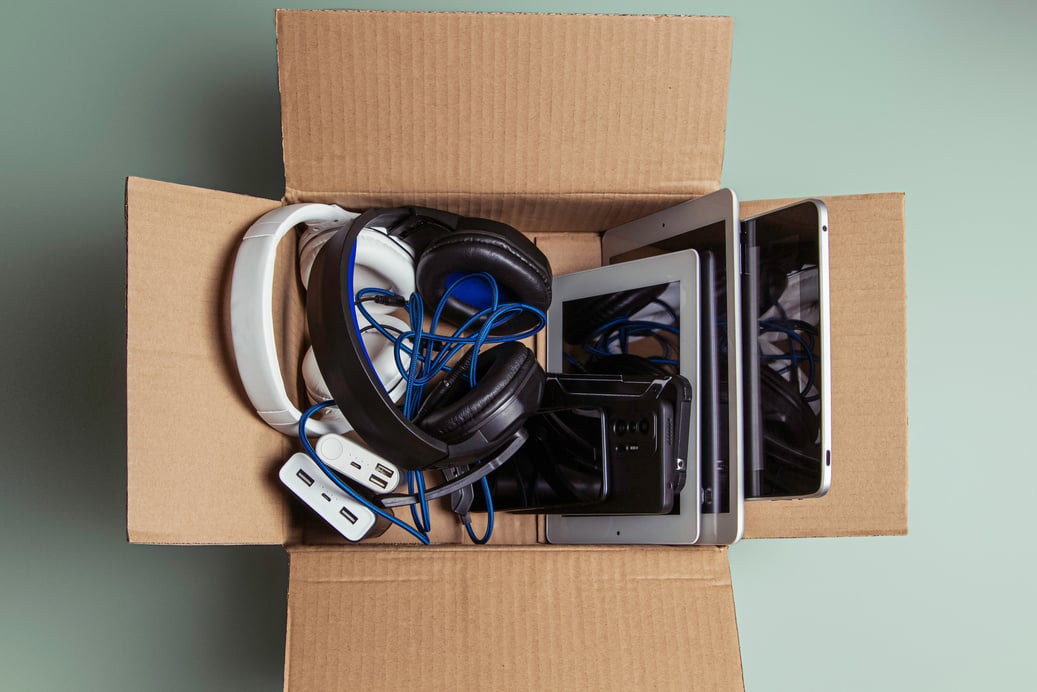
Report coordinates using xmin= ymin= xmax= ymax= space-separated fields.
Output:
xmin=740 ymin=193 xmax=908 ymax=538
xmin=285 ymin=545 xmax=743 ymax=692
xmin=276 ymin=10 xmax=732 ymax=231
xmin=126 ymin=177 xmax=294 ymax=544
xmin=297 ymin=485 xmax=538 ymax=547
xmin=533 ymin=232 xmax=605 ymax=276
xmin=121 ymin=10 xmax=914 ymax=692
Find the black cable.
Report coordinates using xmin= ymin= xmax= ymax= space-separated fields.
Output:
xmin=377 ymin=429 xmax=528 ymax=508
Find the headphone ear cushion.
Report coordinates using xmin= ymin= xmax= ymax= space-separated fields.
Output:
xmin=415 ymin=226 xmax=551 ymax=333
xmin=562 ymin=284 xmax=668 ymax=345
xmin=300 ymin=226 xmax=415 ymax=312
xmin=298 ymin=226 xmax=337 ymax=290
xmin=302 ymin=314 xmax=412 ymax=420
xmin=415 ymin=342 xmax=544 ymax=446
xmin=351 ymin=230 xmax=416 ymax=312
xmin=301 ymin=347 xmax=353 ymax=430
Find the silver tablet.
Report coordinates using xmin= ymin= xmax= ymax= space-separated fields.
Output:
xmin=544 ymin=249 xmax=701 ymax=545
xmin=742 ymin=199 xmax=831 ymax=499
xmin=600 ymin=189 xmax=743 ymax=545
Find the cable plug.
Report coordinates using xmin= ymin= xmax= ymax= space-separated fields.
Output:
xmin=442 ymin=465 xmax=476 ymax=519
xmin=372 ymin=293 xmax=407 ymax=308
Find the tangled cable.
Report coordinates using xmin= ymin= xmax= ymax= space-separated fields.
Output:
xmin=300 ymin=272 xmax=547 ymax=544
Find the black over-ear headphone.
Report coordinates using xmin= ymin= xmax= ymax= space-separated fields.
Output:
xmin=307 ymin=207 xmax=551 ymax=472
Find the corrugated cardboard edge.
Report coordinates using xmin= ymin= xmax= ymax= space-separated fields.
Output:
xmin=284 ymin=191 xmax=714 ymax=234
xmin=276 ymin=10 xmax=731 ymax=231
xmin=741 ymin=193 xmax=908 ymax=539
xmin=125 ymin=177 xmax=294 ymax=545
xmin=284 ymin=545 xmax=743 ymax=691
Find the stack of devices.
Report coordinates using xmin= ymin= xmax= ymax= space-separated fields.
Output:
xmin=229 ymin=192 xmax=830 ymax=546
xmin=533 ymin=190 xmax=831 ymax=545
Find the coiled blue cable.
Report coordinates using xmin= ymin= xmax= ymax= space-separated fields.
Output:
xmin=463 ymin=477 xmax=495 ymax=545
xmin=346 ymin=272 xmax=546 ymax=544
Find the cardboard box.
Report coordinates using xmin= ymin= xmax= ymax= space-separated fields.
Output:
xmin=126 ymin=10 xmax=907 ymax=690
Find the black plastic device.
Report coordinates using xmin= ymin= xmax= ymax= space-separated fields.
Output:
xmin=474 ymin=372 xmax=692 ymax=515
xmin=470 ymin=405 xmax=609 ymax=513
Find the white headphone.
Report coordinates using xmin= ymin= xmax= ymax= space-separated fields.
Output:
xmin=230 ymin=203 xmax=414 ymax=436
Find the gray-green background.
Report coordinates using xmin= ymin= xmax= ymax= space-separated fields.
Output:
xmin=2 ymin=1 xmax=1032 ymax=689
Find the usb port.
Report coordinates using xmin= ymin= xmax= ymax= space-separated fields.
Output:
xmin=375 ymin=463 xmax=395 ymax=478
xmin=350 ymin=461 xmax=362 ymax=470
xmin=368 ymin=473 xmax=389 ymax=490
xmin=296 ymin=469 xmax=314 ymax=486
xmin=339 ymin=506 xmax=358 ymax=524
xmin=321 ymin=493 xmax=331 ymax=502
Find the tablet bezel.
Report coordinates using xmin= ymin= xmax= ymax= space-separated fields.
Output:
xmin=742 ymin=198 xmax=831 ymax=499
xmin=544 ymin=249 xmax=701 ymax=545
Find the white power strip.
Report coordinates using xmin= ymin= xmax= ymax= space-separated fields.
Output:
xmin=315 ymin=434 xmax=401 ymax=494
xmin=279 ymin=453 xmax=377 ymax=541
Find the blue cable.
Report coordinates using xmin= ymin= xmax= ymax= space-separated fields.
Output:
xmin=407 ymin=470 xmax=431 ymax=533
xmin=650 ymin=298 xmax=679 ymax=324
xmin=563 ymin=352 xmax=582 ymax=369
xmin=366 ymin=289 xmax=545 ymax=395
xmin=591 ymin=317 xmax=680 ymax=340
xmin=463 ymin=476 xmax=495 ymax=545
xmin=583 ymin=317 xmax=680 ymax=368
xmin=759 ymin=319 xmax=816 ymax=395
xmin=298 ymin=401 xmax=430 ymax=545
xmin=347 ymin=272 xmax=546 ymax=545
xmin=430 ymin=272 xmax=499 ymax=331
xmin=596 ymin=327 xmax=675 ymax=360
xmin=356 ymin=281 xmax=545 ymax=397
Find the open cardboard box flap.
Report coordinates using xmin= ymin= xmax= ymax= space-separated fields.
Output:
xmin=125 ymin=9 xmax=908 ymax=691
xmin=125 ymin=178 xmax=291 ymax=545
xmin=739 ymin=195 xmax=907 ymax=538
xmin=276 ymin=9 xmax=733 ymax=231
xmin=284 ymin=545 xmax=742 ymax=692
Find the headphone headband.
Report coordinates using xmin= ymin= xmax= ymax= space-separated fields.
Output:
xmin=308 ymin=208 xmax=545 ymax=470
xmin=308 ymin=210 xmax=451 ymax=468
xmin=230 ymin=203 xmax=359 ymax=436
